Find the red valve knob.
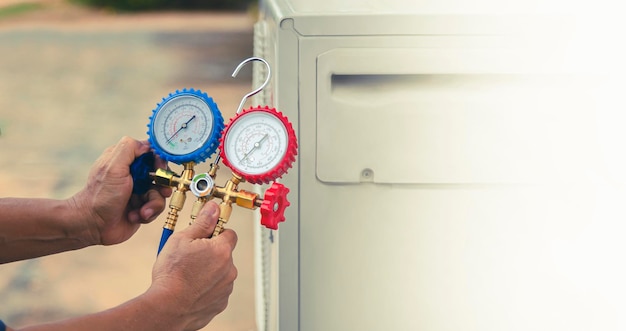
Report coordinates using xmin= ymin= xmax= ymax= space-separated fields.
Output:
xmin=260 ymin=182 xmax=290 ymax=230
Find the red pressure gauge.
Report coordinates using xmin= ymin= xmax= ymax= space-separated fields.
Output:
xmin=219 ymin=106 xmax=297 ymax=184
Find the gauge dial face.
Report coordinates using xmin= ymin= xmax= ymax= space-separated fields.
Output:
xmin=223 ymin=111 xmax=288 ymax=176
xmin=152 ymin=95 xmax=214 ymax=156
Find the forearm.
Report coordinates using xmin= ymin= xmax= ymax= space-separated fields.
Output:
xmin=13 ymin=289 xmax=186 ymax=331
xmin=0 ymin=197 xmax=96 ymax=263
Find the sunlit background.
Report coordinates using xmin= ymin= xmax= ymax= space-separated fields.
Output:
xmin=0 ymin=1 xmax=258 ymax=330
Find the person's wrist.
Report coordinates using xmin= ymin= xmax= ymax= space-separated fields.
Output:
xmin=66 ymin=190 xmax=101 ymax=246
xmin=138 ymin=284 xmax=190 ymax=331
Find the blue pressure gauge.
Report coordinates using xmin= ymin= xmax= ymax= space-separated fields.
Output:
xmin=147 ymin=88 xmax=224 ymax=164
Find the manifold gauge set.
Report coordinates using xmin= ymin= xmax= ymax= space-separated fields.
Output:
xmin=130 ymin=57 xmax=297 ymax=253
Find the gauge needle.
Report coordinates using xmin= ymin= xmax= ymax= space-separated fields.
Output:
xmin=241 ymin=133 xmax=269 ymax=162
xmin=166 ymin=115 xmax=196 ymax=144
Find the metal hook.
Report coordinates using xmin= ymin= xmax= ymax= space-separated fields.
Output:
xmin=213 ymin=57 xmax=271 ymax=166
xmin=232 ymin=57 xmax=271 ymax=114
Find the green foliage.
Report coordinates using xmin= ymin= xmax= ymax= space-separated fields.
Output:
xmin=71 ymin=0 xmax=255 ymax=11
xmin=0 ymin=2 xmax=44 ymax=19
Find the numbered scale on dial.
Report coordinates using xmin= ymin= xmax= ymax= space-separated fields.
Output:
xmin=219 ymin=105 xmax=297 ymax=184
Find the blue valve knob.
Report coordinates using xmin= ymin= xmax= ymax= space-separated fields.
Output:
xmin=130 ymin=152 xmax=155 ymax=195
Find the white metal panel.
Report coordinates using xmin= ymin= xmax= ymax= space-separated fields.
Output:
xmin=256 ymin=1 xmax=626 ymax=331
xmin=315 ymin=47 xmax=584 ymax=184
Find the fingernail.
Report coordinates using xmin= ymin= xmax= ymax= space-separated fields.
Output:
xmin=207 ymin=203 xmax=219 ymax=218
xmin=143 ymin=208 xmax=154 ymax=220
xmin=212 ymin=206 xmax=220 ymax=219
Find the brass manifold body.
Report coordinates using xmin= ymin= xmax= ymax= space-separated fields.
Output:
xmin=152 ymin=162 xmax=262 ymax=237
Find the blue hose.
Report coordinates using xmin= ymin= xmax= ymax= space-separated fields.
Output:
xmin=157 ymin=228 xmax=174 ymax=255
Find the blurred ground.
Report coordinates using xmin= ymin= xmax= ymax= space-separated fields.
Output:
xmin=0 ymin=1 xmax=257 ymax=330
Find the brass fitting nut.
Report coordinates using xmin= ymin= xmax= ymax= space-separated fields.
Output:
xmin=236 ymin=190 xmax=259 ymax=210
xmin=154 ymin=168 xmax=177 ymax=187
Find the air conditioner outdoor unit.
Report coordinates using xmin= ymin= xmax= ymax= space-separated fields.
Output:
xmin=251 ymin=1 xmax=625 ymax=330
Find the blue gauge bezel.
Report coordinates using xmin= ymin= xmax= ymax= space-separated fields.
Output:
xmin=147 ymin=88 xmax=224 ymax=164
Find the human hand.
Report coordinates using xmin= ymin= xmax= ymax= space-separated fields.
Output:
xmin=148 ymin=201 xmax=238 ymax=331
xmin=72 ymin=136 xmax=172 ymax=246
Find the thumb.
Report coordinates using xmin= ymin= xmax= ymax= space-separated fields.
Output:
xmin=179 ymin=201 xmax=220 ymax=239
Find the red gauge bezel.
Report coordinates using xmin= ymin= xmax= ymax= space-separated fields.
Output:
xmin=219 ymin=106 xmax=297 ymax=184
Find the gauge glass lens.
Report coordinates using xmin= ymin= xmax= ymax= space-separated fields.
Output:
xmin=224 ymin=111 xmax=288 ymax=175
xmin=152 ymin=95 xmax=213 ymax=156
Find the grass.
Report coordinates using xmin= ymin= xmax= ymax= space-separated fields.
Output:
xmin=0 ymin=2 xmax=45 ymax=19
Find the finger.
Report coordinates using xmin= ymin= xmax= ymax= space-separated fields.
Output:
xmin=157 ymin=186 xmax=173 ymax=198
xmin=128 ymin=209 xmax=142 ymax=224
xmin=139 ymin=140 xmax=167 ymax=169
xmin=139 ymin=189 xmax=167 ymax=223
xmin=101 ymin=144 xmax=115 ymax=157
xmin=128 ymin=137 xmax=152 ymax=158
xmin=214 ymin=228 xmax=238 ymax=252
xmin=138 ymin=140 xmax=151 ymax=148
xmin=111 ymin=136 xmax=152 ymax=170
xmin=127 ymin=194 xmax=144 ymax=223
xmin=129 ymin=193 xmax=143 ymax=208
xmin=153 ymin=153 xmax=169 ymax=170
xmin=178 ymin=201 xmax=220 ymax=239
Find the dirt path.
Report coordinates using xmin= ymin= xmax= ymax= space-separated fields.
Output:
xmin=0 ymin=3 xmax=258 ymax=331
